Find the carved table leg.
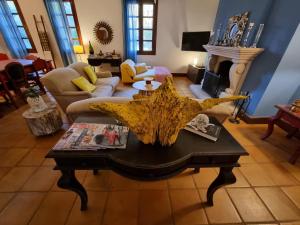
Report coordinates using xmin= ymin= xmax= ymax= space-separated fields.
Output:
xmin=206 ymin=167 xmax=236 ymax=206
xmin=286 ymin=128 xmax=298 ymax=139
xmin=57 ymin=169 xmax=88 ymax=211
xmin=289 ymin=146 xmax=300 ymax=164
xmin=261 ymin=111 xmax=282 ymax=140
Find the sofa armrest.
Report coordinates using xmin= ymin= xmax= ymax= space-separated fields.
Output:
xmin=66 ymin=97 xmax=132 ymax=121
xmin=96 ymin=71 xmax=112 ymax=78
xmin=62 ymin=91 xmax=92 ymax=97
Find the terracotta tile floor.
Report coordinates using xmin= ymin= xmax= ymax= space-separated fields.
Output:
xmin=0 ymin=77 xmax=299 ymax=225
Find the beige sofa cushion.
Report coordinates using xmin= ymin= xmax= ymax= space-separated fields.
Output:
xmin=41 ymin=68 xmax=79 ymax=94
xmin=68 ymin=62 xmax=90 ymax=79
xmin=95 ymin=77 xmax=120 ymax=89
xmin=91 ymin=85 xmax=113 ymax=98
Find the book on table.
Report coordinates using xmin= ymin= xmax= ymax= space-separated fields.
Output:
xmin=53 ymin=123 xmax=129 ymax=151
xmin=185 ymin=120 xmax=221 ymax=142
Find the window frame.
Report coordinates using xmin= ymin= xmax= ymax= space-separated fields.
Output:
xmin=137 ymin=0 xmax=158 ymax=55
xmin=62 ymin=0 xmax=84 ymax=52
xmin=6 ymin=0 xmax=37 ymax=53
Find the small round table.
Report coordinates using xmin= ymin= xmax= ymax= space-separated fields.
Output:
xmin=22 ymin=102 xmax=63 ymax=136
xmin=132 ymin=80 xmax=161 ymax=95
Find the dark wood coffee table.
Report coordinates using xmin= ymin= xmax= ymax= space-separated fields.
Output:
xmin=46 ymin=116 xmax=248 ymax=210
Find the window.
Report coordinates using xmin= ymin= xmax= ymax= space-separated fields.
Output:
xmin=62 ymin=0 xmax=83 ymax=48
xmin=131 ymin=0 xmax=158 ymax=55
xmin=6 ymin=0 xmax=36 ymax=53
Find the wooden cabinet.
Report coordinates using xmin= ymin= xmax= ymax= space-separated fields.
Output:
xmin=187 ymin=64 xmax=205 ymax=84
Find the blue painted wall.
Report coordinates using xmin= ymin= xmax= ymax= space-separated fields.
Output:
xmin=213 ymin=0 xmax=300 ymax=115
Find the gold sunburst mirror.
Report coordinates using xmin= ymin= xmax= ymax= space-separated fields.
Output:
xmin=93 ymin=21 xmax=114 ymax=45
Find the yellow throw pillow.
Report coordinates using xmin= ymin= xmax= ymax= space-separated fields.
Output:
xmin=72 ymin=76 xmax=96 ymax=92
xmin=134 ymin=65 xmax=148 ymax=74
xmin=83 ymin=66 xmax=97 ymax=84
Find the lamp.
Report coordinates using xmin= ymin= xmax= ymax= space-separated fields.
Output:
xmin=73 ymin=45 xmax=84 ymax=61
xmin=193 ymin=57 xmax=198 ymax=66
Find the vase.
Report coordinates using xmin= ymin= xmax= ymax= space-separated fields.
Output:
xmin=27 ymin=96 xmax=48 ymax=113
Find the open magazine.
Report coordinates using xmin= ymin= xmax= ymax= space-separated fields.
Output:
xmin=185 ymin=115 xmax=221 ymax=142
xmin=53 ymin=123 xmax=129 ymax=151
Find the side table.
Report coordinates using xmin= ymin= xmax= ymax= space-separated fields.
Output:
xmin=132 ymin=80 xmax=161 ymax=96
xmin=187 ymin=64 xmax=205 ymax=84
xmin=261 ymin=104 xmax=300 ymax=164
xmin=23 ymin=103 xmax=63 ymax=136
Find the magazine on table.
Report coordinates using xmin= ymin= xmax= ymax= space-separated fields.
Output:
xmin=185 ymin=116 xmax=221 ymax=142
xmin=53 ymin=123 xmax=129 ymax=151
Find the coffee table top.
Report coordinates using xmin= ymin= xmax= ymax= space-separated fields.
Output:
xmin=132 ymin=81 xmax=161 ymax=91
xmin=47 ymin=116 xmax=248 ymax=170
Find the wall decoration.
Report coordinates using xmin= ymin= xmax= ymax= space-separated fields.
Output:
xmin=251 ymin=24 xmax=264 ymax=48
xmin=93 ymin=21 xmax=114 ymax=45
xmin=90 ymin=77 xmax=245 ymax=146
xmin=242 ymin=22 xmax=255 ymax=47
xmin=222 ymin=11 xmax=249 ymax=47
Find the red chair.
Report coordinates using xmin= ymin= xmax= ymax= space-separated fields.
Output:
xmin=32 ymin=58 xmax=49 ymax=93
xmin=0 ymin=53 xmax=9 ymax=61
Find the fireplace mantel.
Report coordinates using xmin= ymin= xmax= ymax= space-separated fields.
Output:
xmin=201 ymin=45 xmax=264 ymax=96
xmin=203 ymin=45 xmax=264 ymax=63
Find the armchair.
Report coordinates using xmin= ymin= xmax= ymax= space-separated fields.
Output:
xmin=121 ymin=59 xmax=156 ymax=83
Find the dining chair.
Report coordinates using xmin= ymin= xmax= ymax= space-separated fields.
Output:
xmin=0 ymin=53 xmax=9 ymax=61
xmin=0 ymin=81 xmax=18 ymax=108
xmin=24 ymin=54 xmax=38 ymax=60
xmin=5 ymin=62 xmax=29 ymax=99
xmin=32 ymin=58 xmax=48 ymax=93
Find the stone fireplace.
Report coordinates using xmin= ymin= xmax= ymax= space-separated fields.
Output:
xmin=203 ymin=45 xmax=264 ymax=97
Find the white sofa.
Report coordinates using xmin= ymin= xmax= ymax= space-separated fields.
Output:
xmin=41 ymin=62 xmax=120 ymax=112
xmin=66 ymin=96 xmax=232 ymax=123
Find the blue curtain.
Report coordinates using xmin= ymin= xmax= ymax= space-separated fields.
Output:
xmin=0 ymin=0 xmax=27 ymax=58
xmin=44 ymin=0 xmax=76 ymax=66
xmin=123 ymin=0 xmax=138 ymax=62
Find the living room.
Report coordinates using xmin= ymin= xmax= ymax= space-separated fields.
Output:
xmin=0 ymin=0 xmax=300 ymax=225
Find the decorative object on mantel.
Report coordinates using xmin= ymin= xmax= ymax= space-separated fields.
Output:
xmin=22 ymin=102 xmax=62 ymax=136
xmin=222 ymin=11 xmax=249 ymax=47
xmin=251 ymin=24 xmax=264 ymax=48
xmin=213 ymin=23 xmax=222 ymax=45
xmin=88 ymin=41 xmax=94 ymax=55
xmin=242 ymin=22 xmax=255 ymax=47
xmin=93 ymin=21 xmax=114 ymax=45
xmin=24 ymin=87 xmax=48 ymax=113
xmin=90 ymin=77 xmax=245 ymax=146
xmin=290 ymin=99 xmax=300 ymax=113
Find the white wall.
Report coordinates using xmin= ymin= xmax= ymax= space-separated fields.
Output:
xmin=0 ymin=0 xmax=219 ymax=72
xmin=0 ymin=33 xmax=10 ymax=56
xmin=255 ymin=23 xmax=300 ymax=116
xmin=138 ymin=0 xmax=219 ymax=73
xmin=74 ymin=0 xmax=123 ymax=57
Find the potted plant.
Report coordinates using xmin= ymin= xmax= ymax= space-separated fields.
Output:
xmin=24 ymin=87 xmax=48 ymax=112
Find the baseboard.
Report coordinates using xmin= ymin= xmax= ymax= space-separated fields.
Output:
xmin=172 ymin=73 xmax=186 ymax=77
